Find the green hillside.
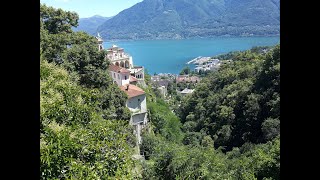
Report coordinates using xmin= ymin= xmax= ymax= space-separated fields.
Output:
xmin=73 ymin=15 xmax=112 ymax=35
xmin=97 ymin=0 xmax=280 ymax=40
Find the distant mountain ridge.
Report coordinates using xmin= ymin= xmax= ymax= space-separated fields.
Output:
xmin=97 ymin=0 xmax=280 ymax=40
xmin=73 ymin=15 xmax=112 ymax=35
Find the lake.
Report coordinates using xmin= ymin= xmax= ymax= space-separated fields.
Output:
xmin=103 ymin=36 xmax=280 ymax=74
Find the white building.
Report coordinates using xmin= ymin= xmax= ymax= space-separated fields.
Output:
xmin=106 ymin=44 xmax=145 ymax=83
xmin=106 ymin=45 xmax=134 ymax=69
xmin=108 ymin=64 xmax=131 ymax=86
xmin=97 ymin=34 xmax=148 ymax=145
xmin=120 ymin=84 xmax=148 ymax=144
xmin=129 ymin=66 xmax=145 ymax=84
xmin=180 ymin=88 xmax=195 ymax=96
xmin=96 ymin=34 xmax=145 ymax=83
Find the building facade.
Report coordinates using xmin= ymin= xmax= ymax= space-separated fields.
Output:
xmin=129 ymin=66 xmax=145 ymax=84
xmin=106 ymin=43 xmax=145 ymax=84
xmin=106 ymin=45 xmax=134 ymax=69
xmin=108 ymin=64 xmax=131 ymax=86
xmin=120 ymin=84 xmax=148 ymax=144
xmin=97 ymin=34 xmax=148 ymax=145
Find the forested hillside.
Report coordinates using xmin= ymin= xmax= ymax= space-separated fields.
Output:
xmin=97 ymin=0 xmax=280 ymax=40
xmin=40 ymin=3 xmax=279 ymax=179
xmin=140 ymin=45 xmax=280 ymax=179
xmin=72 ymin=15 xmax=111 ymax=35
xmin=178 ymin=45 xmax=280 ymax=151
xmin=40 ymin=4 xmax=138 ymax=179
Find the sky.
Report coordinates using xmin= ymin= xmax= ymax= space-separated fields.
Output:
xmin=40 ymin=0 xmax=143 ymax=18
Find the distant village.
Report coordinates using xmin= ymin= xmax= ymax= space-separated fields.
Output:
xmin=187 ymin=56 xmax=222 ymax=73
xmin=150 ymin=56 xmax=227 ymax=100
xmin=150 ymin=73 xmax=200 ymax=98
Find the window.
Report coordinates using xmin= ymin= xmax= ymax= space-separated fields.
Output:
xmin=125 ymin=76 xmax=127 ymax=80
xmin=118 ymin=74 xmax=120 ymax=79
xmin=114 ymin=73 xmax=115 ymax=78
xmin=138 ymin=98 xmax=141 ymax=109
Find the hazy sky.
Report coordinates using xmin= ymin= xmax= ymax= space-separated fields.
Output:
xmin=40 ymin=0 xmax=143 ymax=18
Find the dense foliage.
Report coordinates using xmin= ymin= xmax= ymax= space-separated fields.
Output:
xmin=178 ymin=45 xmax=280 ymax=151
xmin=40 ymin=4 xmax=136 ymax=179
xmin=40 ymin=58 xmax=137 ymax=179
xmin=141 ymin=136 xmax=279 ymax=180
xmin=212 ymin=46 xmax=273 ymax=60
xmin=179 ymin=66 xmax=191 ymax=75
xmin=97 ymin=0 xmax=280 ymax=40
xmin=148 ymin=98 xmax=184 ymax=144
xmin=140 ymin=45 xmax=280 ymax=179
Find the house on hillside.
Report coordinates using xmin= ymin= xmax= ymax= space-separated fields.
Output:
xmin=105 ymin=43 xmax=145 ymax=85
xmin=108 ymin=64 xmax=131 ymax=86
xmin=97 ymin=34 xmax=148 ymax=145
xmin=120 ymin=84 xmax=148 ymax=144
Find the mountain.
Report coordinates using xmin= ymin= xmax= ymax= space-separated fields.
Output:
xmin=73 ymin=15 xmax=112 ymax=35
xmin=97 ymin=0 xmax=280 ymax=40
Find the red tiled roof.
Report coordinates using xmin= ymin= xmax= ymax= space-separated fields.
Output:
xmin=190 ymin=76 xmax=200 ymax=81
xmin=120 ymin=68 xmax=130 ymax=73
xmin=108 ymin=64 xmax=130 ymax=73
xmin=176 ymin=76 xmax=187 ymax=82
xmin=176 ymin=75 xmax=200 ymax=83
xmin=120 ymin=84 xmax=145 ymax=98
xmin=129 ymin=76 xmax=138 ymax=82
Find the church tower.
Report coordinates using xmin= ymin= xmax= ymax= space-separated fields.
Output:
xmin=96 ymin=32 xmax=104 ymax=51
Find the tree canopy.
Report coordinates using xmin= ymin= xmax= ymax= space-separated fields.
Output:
xmin=140 ymin=45 xmax=280 ymax=180
xmin=40 ymin=4 xmax=136 ymax=179
xmin=177 ymin=45 xmax=280 ymax=151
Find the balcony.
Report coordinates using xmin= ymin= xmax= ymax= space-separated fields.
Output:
xmin=129 ymin=107 xmax=147 ymax=115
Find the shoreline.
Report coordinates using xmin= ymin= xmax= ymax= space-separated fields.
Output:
xmin=104 ymin=35 xmax=280 ymax=43
xmin=102 ymin=37 xmax=280 ymax=75
xmin=186 ymin=56 xmax=212 ymax=65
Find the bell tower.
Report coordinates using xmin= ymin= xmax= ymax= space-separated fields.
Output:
xmin=96 ymin=32 xmax=104 ymax=51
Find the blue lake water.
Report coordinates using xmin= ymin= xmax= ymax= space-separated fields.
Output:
xmin=103 ymin=36 xmax=280 ymax=74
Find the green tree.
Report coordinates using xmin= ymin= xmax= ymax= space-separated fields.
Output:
xmin=40 ymin=4 xmax=78 ymax=34
xmin=40 ymin=59 xmax=135 ymax=179
xmin=179 ymin=66 xmax=191 ymax=75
